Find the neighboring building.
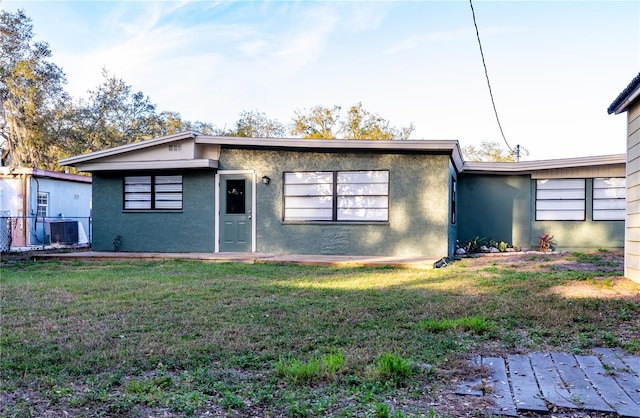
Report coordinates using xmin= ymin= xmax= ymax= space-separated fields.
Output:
xmin=609 ymin=72 xmax=640 ymax=283
xmin=0 ymin=168 xmax=92 ymax=249
xmin=59 ymin=131 xmax=625 ymax=258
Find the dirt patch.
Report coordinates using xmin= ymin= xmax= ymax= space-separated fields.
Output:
xmin=549 ymin=277 xmax=640 ymax=299
xmin=456 ymin=250 xmax=624 ymax=274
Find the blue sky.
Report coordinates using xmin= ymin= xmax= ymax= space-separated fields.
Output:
xmin=4 ymin=0 xmax=640 ymax=159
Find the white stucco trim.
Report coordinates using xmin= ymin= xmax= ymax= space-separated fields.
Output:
xmin=74 ymin=159 xmax=217 ymax=172
xmin=214 ymin=170 xmax=256 ymax=253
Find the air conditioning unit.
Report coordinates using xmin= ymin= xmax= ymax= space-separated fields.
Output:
xmin=50 ymin=221 xmax=79 ymax=245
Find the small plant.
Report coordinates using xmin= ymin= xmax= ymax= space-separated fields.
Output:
xmin=538 ymin=232 xmax=556 ymax=252
xmin=112 ymin=235 xmax=122 ymax=251
xmin=601 ymin=362 xmax=616 ymax=376
xmin=275 ymin=352 xmax=346 ymax=384
xmin=375 ymin=402 xmax=391 ymax=418
xmin=322 ymin=351 xmax=345 ymax=380
xmin=375 ymin=352 xmax=413 ymax=387
xmin=622 ymin=338 xmax=640 ymax=354
xmin=419 ymin=316 xmax=494 ymax=335
xmin=461 ymin=236 xmax=486 ymax=253
xmin=488 ymin=239 xmax=510 ymax=252
xmin=275 ymin=357 xmax=321 ymax=385
xmin=221 ymin=391 xmax=245 ymax=410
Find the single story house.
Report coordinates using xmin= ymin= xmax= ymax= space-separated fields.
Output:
xmin=0 ymin=167 xmax=92 ymax=250
xmin=608 ymin=72 xmax=640 ymax=283
xmin=59 ymin=131 xmax=625 ymax=259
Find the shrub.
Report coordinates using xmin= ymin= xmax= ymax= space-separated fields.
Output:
xmin=539 ymin=232 xmax=556 ymax=252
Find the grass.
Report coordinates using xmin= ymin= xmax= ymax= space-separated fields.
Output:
xmin=1 ymin=252 xmax=638 ymax=417
xmin=418 ymin=316 xmax=494 ymax=334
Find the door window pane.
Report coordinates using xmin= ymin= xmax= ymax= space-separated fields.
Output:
xmin=226 ymin=179 xmax=246 ymax=214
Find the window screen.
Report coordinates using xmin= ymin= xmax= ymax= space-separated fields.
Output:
xmin=284 ymin=170 xmax=389 ymax=222
xmin=536 ymin=179 xmax=585 ymax=221
xmin=124 ymin=175 xmax=182 ymax=210
xmin=593 ymin=177 xmax=625 ymax=221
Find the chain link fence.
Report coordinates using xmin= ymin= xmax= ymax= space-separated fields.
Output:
xmin=0 ymin=216 xmax=15 ymax=252
xmin=0 ymin=216 xmax=91 ymax=253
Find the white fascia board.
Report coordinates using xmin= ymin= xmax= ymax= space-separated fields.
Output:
xmin=462 ymin=154 xmax=626 ymax=174
xmin=74 ymin=159 xmax=217 ymax=172
xmin=59 ymin=131 xmax=197 ymax=165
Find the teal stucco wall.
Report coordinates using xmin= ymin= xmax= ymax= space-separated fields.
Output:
xmin=91 ymin=170 xmax=216 ymax=252
xmin=220 ymin=149 xmax=454 ymax=258
xmin=457 ymin=174 xmax=624 ymax=251
xmin=529 ymin=178 xmax=624 ymax=251
xmin=457 ymin=174 xmax=531 ymax=249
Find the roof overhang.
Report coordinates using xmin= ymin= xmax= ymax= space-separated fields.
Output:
xmin=608 ymin=72 xmax=640 ymax=115
xmin=195 ymin=136 xmax=465 ymax=171
xmin=462 ymin=154 xmax=626 ymax=175
xmin=72 ymin=159 xmax=218 ymax=173
xmin=0 ymin=167 xmax=92 ymax=183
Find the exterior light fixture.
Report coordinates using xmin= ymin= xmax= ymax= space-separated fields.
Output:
xmin=262 ymin=176 xmax=271 ymax=185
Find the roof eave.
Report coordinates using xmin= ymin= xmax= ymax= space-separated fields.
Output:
xmin=74 ymin=159 xmax=218 ymax=172
xmin=608 ymin=72 xmax=640 ymax=115
xmin=610 ymin=86 xmax=640 ymax=115
xmin=461 ymin=154 xmax=626 ymax=174
xmin=195 ymin=136 xmax=465 ymax=171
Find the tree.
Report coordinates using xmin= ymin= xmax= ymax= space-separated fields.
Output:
xmin=290 ymin=103 xmax=414 ymax=140
xmin=154 ymin=111 xmax=220 ymax=136
xmin=291 ymin=105 xmax=341 ymax=139
xmin=229 ymin=110 xmax=285 ymax=138
xmin=462 ymin=140 xmax=517 ymax=162
xmin=0 ymin=9 xmax=71 ymax=169
xmin=68 ymin=69 xmax=163 ymax=155
xmin=342 ymin=102 xmax=414 ymax=140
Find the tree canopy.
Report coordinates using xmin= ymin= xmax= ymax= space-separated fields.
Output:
xmin=0 ymin=9 xmax=417 ymax=171
xmin=228 ymin=110 xmax=286 ymax=138
xmin=1 ymin=9 xmax=70 ymax=169
xmin=462 ymin=140 xmax=518 ymax=162
xmin=291 ymin=102 xmax=414 ymax=140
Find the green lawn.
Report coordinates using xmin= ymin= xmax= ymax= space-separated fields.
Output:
xmin=1 ymin=252 xmax=638 ymax=417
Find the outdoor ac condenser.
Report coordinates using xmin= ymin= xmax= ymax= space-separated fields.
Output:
xmin=50 ymin=220 xmax=79 ymax=245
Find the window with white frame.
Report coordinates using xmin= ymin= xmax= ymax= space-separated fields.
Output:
xmin=593 ymin=177 xmax=625 ymax=221
xmin=284 ymin=170 xmax=389 ymax=222
xmin=37 ymin=192 xmax=48 ymax=217
xmin=124 ymin=175 xmax=183 ymax=210
xmin=536 ymin=179 xmax=585 ymax=221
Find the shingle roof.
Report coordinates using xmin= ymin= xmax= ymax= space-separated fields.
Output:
xmin=608 ymin=72 xmax=640 ymax=114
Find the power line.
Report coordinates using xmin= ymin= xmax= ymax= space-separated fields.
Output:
xmin=469 ymin=0 xmax=513 ymax=154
